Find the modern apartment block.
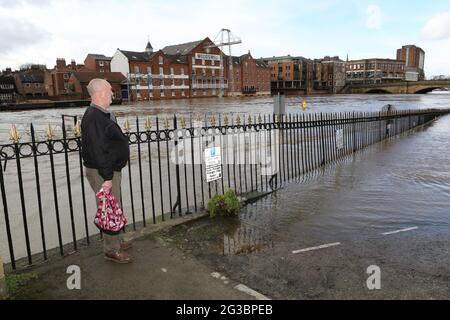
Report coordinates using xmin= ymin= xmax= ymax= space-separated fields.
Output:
xmin=264 ymin=55 xmax=314 ymax=93
xmin=396 ymin=45 xmax=425 ymax=81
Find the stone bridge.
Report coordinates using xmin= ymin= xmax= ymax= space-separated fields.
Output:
xmin=342 ymin=80 xmax=450 ymax=94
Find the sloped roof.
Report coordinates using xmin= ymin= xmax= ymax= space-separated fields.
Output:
xmin=19 ymin=70 xmax=45 ymax=83
xmin=229 ymin=55 xmax=268 ymax=68
xmin=120 ymin=50 xmax=153 ymax=62
xmin=146 ymin=41 xmax=153 ymax=50
xmin=162 ymin=40 xmax=203 ymax=56
xmin=87 ymin=54 xmax=112 ymax=61
xmin=166 ymin=54 xmax=188 ymax=64
xmin=71 ymin=72 xmax=126 ymax=83
xmin=255 ymin=59 xmax=268 ymax=68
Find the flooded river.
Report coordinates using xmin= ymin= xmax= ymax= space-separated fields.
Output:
xmin=1 ymin=92 xmax=450 ymax=143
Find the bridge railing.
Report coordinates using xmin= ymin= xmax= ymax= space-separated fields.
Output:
xmin=1 ymin=108 xmax=449 ymax=270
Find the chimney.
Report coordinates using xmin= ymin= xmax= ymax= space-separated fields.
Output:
xmin=56 ymin=58 xmax=66 ymax=70
xmin=71 ymin=59 xmax=76 ymax=69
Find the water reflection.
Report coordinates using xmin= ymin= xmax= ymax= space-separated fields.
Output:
xmin=223 ymin=220 xmax=273 ymax=255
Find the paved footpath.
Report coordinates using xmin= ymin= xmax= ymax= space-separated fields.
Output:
xmin=6 ymin=231 xmax=258 ymax=300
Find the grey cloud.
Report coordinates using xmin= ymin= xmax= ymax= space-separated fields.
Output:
xmin=0 ymin=17 xmax=51 ymax=54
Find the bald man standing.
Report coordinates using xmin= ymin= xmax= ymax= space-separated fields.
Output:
xmin=81 ymin=79 xmax=133 ymax=264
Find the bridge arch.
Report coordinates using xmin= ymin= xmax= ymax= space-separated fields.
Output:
xmin=414 ymin=87 xmax=449 ymax=94
xmin=365 ymin=89 xmax=392 ymax=94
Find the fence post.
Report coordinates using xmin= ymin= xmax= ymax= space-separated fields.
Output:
xmin=0 ymin=256 xmax=6 ymax=299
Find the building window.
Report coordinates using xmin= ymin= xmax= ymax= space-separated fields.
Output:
xmin=181 ymin=68 xmax=185 ymax=75
xmin=63 ymin=73 xmax=70 ymax=80
xmin=170 ymin=67 xmax=174 ymax=75
xmin=161 ymin=89 xmax=164 ymax=97
xmin=35 ymin=83 xmax=40 ymax=88
xmin=147 ymin=67 xmax=151 ymax=74
xmin=192 ymin=57 xmax=195 ymax=65
xmin=211 ymin=60 xmax=215 ymax=66
xmin=172 ymin=90 xmax=175 ymax=97
xmin=159 ymin=67 xmax=163 ymax=75
xmin=182 ymin=90 xmax=185 ymax=96
xmin=26 ymin=83 xmax=31 ymax=88
xmin=99 ymin=61 xmax=104 ymax=66
xmin=202 ymin=59 xmax=205 ymax=66
xmin=212 ymin=69 xmax=215 ymax=76
xmin=134 ymin=66 xmax=139 ymax=73
xmin=159 ymin=56 xmax=163 ymax=65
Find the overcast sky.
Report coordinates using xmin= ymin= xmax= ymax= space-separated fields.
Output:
xmin=1 ymin=0 xmax=450 ymax=77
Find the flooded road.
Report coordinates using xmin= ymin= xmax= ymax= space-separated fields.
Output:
xmin=160 ymin=114 xmax=450 ymax=299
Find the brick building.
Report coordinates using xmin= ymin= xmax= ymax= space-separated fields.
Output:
xmin=68 ymin=72 xmax=126 ymax=99
xmin=346 ymin=58 xmax=405 ymax=85
xmin=264 ymin=55 xmax=314 ymax=93
xmin=162 ymin=38 xmax=228 ymax=98
xmin=112 ymin=38 xmax=229 ymax=101
xmin=228 ymin=51 xmax=271 ymax=96
xmin=396 ymin=45 xmax=425 ymax=81
xmin=14 ymin=66 xmax=48 ymax=99
xmin=44 ymin=58 xmax=85 ymax=97
xmin=313 ymin=56 xmax=346 ymax=93
xmin=84 ymin=54 xmax=112 ymax=73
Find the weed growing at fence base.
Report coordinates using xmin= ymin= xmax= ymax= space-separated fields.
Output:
xmin=207 ymin=189 xmax=243 ymax=218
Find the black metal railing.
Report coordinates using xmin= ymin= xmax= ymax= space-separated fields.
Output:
xmin=0 ymin=108 xmax=449 ymax=270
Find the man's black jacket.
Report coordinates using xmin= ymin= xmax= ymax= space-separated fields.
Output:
xmin=81 ymin=105 xmax=130 ymax=181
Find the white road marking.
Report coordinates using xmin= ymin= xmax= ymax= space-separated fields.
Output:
xmin=292 ymin=242 xmax=341 ymax=254
xmin=382 ymin=226 xmax=418 ymax=236
xmin=234 ymin=284 xmax=271 ymax=300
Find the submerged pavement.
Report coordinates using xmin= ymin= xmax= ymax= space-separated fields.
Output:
xmin=156 ymin=118 xmax=450 ymax=299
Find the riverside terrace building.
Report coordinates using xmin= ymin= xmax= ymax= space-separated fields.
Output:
xmin=84 ymin=54 xmax=112 ymax=73
xmin=264 ymin=55 xmax=314 ymax=93
xmin=346 ymin=58 xmax=406 ymax=85
xmin=111 ymin=42 xmax=191 ymax=101
xmin=0 ymin=73 xmax=17 ymax=103
xmin=228 ymin=52 xmax=271 ymax=96
xmin=43 ymin=58 xmax=85 ymax=97
xmin=14 ymin=65 xmax=48 ymax=99
xmin=396 ymin=45 xmax=425 ymax=81
xmin=162 ymin=38 xmax=229 ymax=98
xmin=313 ymin=56 xmax=346 ymax=94
xmin=111 ymin=38 xmax=229 ymax=101
xmin=68 ymin=71 xmax=126 ymax=100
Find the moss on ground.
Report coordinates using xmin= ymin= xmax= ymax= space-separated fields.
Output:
xmin=5 ymin=272 xmax=40 ymax=299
